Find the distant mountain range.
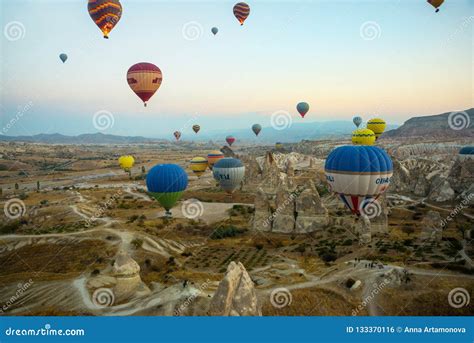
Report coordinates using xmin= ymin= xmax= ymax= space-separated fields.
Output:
xmin=383 ymin=108 xmax=473 ymax=139
xmin=2 ymin=108 xmax=472 ymax=144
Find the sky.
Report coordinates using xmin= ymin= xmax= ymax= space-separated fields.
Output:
xmin=0 ymin=0 xmax=472 ymax=138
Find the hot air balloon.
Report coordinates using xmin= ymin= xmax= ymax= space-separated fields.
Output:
xmin=251 ymin=124 xmax=262 ymax=136
xmin=233 ymin=2 xmax=250 ymax=25
xmin=59 ymin=53 xmax=68 ymax=63
xmin=324 ymin=145 xmax=393 ymax=216
xmin=146 ymin=164 xmax=188 ymax=216
xmin=296 ymin=102 xmax=310 ymax=118
xmin=352 ymin=128 xmax=375 ymax=146
xmin=427 ymin=0 xmax=444 ymax=12
xmin=275 ymin=142 xmax=283 ymax=150
xmin=459 ymin=146 xmax=474 ymax=161
xmin=207 ymin=150 xmax=224 ymax=170
xmin=226 ymin=135 xmax=236 ymax=146
xmin=190 ymin=157 xmax=208 ymax=177
xmin=211 ymin=27 xmax=219 ymax=35
xmin=192 ymin=125 xmax=200 ymax=134
xmin=367 ymin=118 xmax=386 ymax=140
xmin=88 ymin=0 xmax=122 ymax=39
xmin=174 ymin=131 xmax=181 ymax=141
xmin=118 ymin=155 xmax=134 ymax=171
xmin=353 ymin=116 xmax=362 ymax=128
xmin=127 ymin=62 xmax=162 ymax=107
xmin=213 ymin=158 xmax=245 ymax=194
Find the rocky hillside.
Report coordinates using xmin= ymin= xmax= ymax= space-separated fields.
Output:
xmin=383 ymin=108 xmax=474 ymax=139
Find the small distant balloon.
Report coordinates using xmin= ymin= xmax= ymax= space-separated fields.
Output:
xmin=353 ymin=116 xmax=362 ymax=128
xmin=192 ymin=125 xmax=200 ymax=134
xmin=233 ymin=2 xmax=250 ymax=26
xmin=59 ymin=53 xmax=68 ymax=63
xmin=174 ymin=131 xmax=181 ymax=141
xmin=296 ymin=102 xmax=310 ymax=118
xmin=252 ymin=124 xmax=262 ymax=136
xmin=126 ymin=62 xmax=163 ymax=107
xmin=226 ymin=135 xmax=236 ymax=146
xmin=427 ymin=0 xmax=444 ymax=12
xmin=211 ymin=27 xmax=219 ymax=35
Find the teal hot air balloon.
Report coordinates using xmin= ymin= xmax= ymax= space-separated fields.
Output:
xmin=211 ymin=27 xmax=218 ymax=35
xmin=213 ymin=158 xmax=245 ymax=194
xmin=59 ymin=53 xmax=68 ymax=63
xmin=353 ymin=116 xmax=362 ymax=128
xmin=146 ymin=164 xmax=188 ymax=216
xmin=296 ymin=102 xmax=310 ymax=118
xmin=252 ymin=124 xmax=262 ymax=136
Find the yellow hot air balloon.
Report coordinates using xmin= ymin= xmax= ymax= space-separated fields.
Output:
xmin=352 ymin=128 xmax=376 ymax=146
xmin=190 ymin=157 xmax=208 ymax=178
xmin=119 ymin=155 xmax=135 ymax=172
xmin=367 ymin=118 xmax=386 ymax=140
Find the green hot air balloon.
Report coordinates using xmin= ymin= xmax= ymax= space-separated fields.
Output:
xmin=211 ymin=27 xmax=218 ymax=35
xmin=146 ymin=164 xmax=188 ymax=216
xmin=252 ymin=124 xmax=262 ymax=136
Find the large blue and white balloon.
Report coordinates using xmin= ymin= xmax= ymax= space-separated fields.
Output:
xmin=459 ymin=146 xmax=474 ymax=161
xmin=324 ymin=145 xmax=393 ymax=215
xmin=213 ymin=158 xmax=245 ymax=194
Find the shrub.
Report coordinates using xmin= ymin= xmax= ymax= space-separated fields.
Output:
xmin=210 ymin=226 xmax=243 ymax=239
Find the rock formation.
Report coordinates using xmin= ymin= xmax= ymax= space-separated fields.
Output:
xmin=209 ymin=261 xmax=261 ymax=316
xmin=252 ymin=188 xmax=272 ymax=232
xmin=272 ymin=184 xmax=296 ymax=234
xmin=420 ymin=211 xmax=443 ymax=242
xmin=111 ymin=250 xmax=150 ymax=302
xmin=357 ymin=215 xmax=372 ymax=244
xmin=294 ymin=181 xmax=328 ymax=233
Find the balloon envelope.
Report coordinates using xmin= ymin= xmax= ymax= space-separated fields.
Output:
xmin=324 ymin=145 xmax=393 ymax=215
xmin=127 ymin=62 xmax=162 ymax=107
xmin=211 ymin=27 xmax=218 ymax=35
xmin=88 ymin=0 xmax=122 ymax=38
xmin=459 ymin=146 xmax=474 ymax=161
xmin=146 ymin=164 xmax=188 ymax=212
xmin=353 ymin=116 xmax=362 ymax=128
xmin=192 ymin=125 xmax=200 ymax=133
xmin=427 ymin=0 xmax=444 ymax=11
xmin=252 ymin=124 xmax=262 ymax=136
xmin=59 ymin=53 xmax=68 ymax=63
xmin=367 ymin=118 xmax=386 ymax=140
xmin=173 ymin=131 xmax=181 ymax=141
xmin=296 ymin=102 xmax=310 ymax=118
xmin=352 ymin=128 xmax=375 ymax=146
xmin=275 ymin=142 xmax=283 ymax=149
xmin=207 ymin=150 xmax=224 ymax=170
xmin=213 ymin=158 xmax=245 ymax=193
xmin=118 ymin=155 xmax=134 ymax=171
xmin=226 ymin=135 xmax=236 ymax=146
xmin=190 ymin=157 xmax=208 ymax=177
xmin=233 ymin=2 xmax=250 ymax=25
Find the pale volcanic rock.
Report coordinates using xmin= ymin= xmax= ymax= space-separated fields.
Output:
xmin=209 ymin=262 xmax=261 ymax=316
xmin=294 ymin=181 xmax=329 ymax=233
xmin=111 ymin=251 xmax=150 ymax=302
xmin=272 ymin=184 xmax=296 ymax=233
xmin=420 ymin=211 xmax=443 ymax=242
xmin=428 ymin=178 xmax=455 ymax=202
xmin=252 ymin=188 xmax=272 ymax=232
